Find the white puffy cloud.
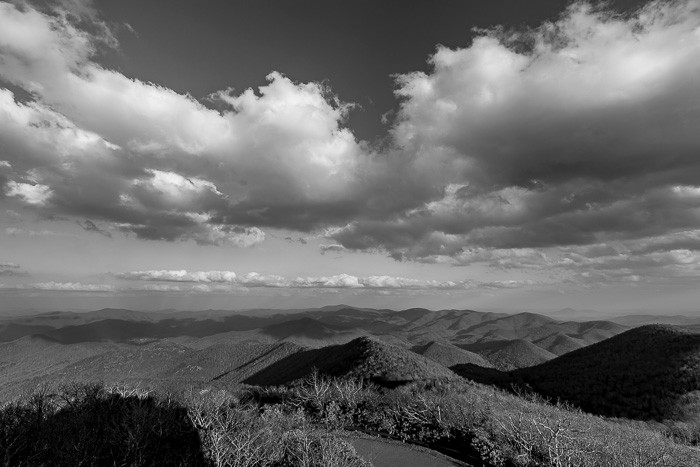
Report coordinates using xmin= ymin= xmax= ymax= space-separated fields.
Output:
xmin=5 ymin=181 xmax=52 ymax=205
xmin=20 ymin=281 xmax=115 ymax=292
xmin=0 ymin=1 xmax=372 ymax=244
xmin=116 ymin=270 xmax=237 ymax=283
xmin=237 ymin=272 xmax=289 ymax=288
xmin=112 ymin=268 xmax=534 ymax=291
xmin=360 ymin=275 xmax=462 ymax=289
xmin=292 ymin=274 xmax=363 ymax=289
xmin=330 ymin=0 xmax=700 ymax=274
xmin=392 ymin=1 xmax=700 ymax=188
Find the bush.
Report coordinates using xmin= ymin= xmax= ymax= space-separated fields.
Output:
xmin=0 ymin=383 xmax=207 ymax=467
xmin=263 ymin=374 xmax=700 ymax=467
xmin=185 ymin=387 xmax=370 ymax=467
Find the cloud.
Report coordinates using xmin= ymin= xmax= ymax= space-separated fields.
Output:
xmin=284 ymin=236 xmax=308 ymax=245
xmin=359 ymin=275 xmax=461 ymax=289
xmin=115 ymin=270 xmax=237 ymax=283
xmin=113 ymin=268 xmax=527 ymax=291
xmin=4 ymin=227 xmax=64 ymax=237
xmin=319 ymin=244 xmax=346 ymax=254
xmin=292 ymin=274 xmax=363 ymax=289
xmin=0 ymin=261 xmax=22 ymax=276
xmin=5 ymin=181 xmax=52 ymax=205
xmin=329 ymin=1 xmax=700 ymax=269
xmin=0 ymin=2 xmax=373 ymax=244
xmin=237 ymin=272 xmax=289 ymax=288
xmin=79 ymin=219 xmax=111 ymax=237
xmin=7 ymin=281 xmax=115 ymax=292
xmin=438 ymin=230 xmax=700 ymax=286
xmin=3 ymin=0 xmax=700 ymax=290
xmin=124 ymin=283 xmax=186 ymax=292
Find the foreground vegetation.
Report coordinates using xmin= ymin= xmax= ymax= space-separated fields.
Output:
xmin=249 ymin=372 xmax=698 ymax=467
xmin=0 ymin=383 xmax=368 ymax=467
xmin=1 ymin=375 xmax=697 ymax=467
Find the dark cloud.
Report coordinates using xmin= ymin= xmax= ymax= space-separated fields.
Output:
xmin=284 ymin=236 xmax=308 ymax=245
xmin=79 ymin=219 xmax=111 ymax=237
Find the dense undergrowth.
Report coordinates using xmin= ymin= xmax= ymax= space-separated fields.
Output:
xmin=1 ymin=376 xmax=698 ymax=467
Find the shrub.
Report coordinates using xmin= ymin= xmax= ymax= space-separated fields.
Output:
xmin=185 ymin=387 xmax=370 ymax=467
xmin=271 ymin=374 xmax=700 ymax=467
xmin=0 ymin=383 xmax=207 ymax=467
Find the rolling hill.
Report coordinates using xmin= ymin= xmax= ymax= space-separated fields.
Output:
xmin=512 ymin=325 xmax=700 ymax=420
xmin=461 ymin=339 xmax=557 ymax=370
xmin=244 ymin=336 xmax=456 ymax=386
xmin=533 ymin=332 xmax=586 ymax=356
xmin=413 ymin=340 xmax=495 ymax=368
xmin=4 ymin=306 xmax=697 ymax=403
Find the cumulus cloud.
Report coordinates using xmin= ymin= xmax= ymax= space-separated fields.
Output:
xmin=328 ymin=0 xmax=700 ymax=278
xmin=0 ymin=1 xmax=373 ymax=244
xmin=115 ymin=270 xmax=237 ymax=283
xmin=12 ymin=281 xmax=115 ymax=292
xmin=440 ymin=230 xmax=700 ymax=285
xmin=292 ymin=274 xmax=363 ymax=289
xmin=5 ymin=181 xmax=52 ymax=205
xmin=113 ymin=268 xmax=525 ymax=291
xmin=237 ymin=272 xmax=289 ymax=288
xmin=3 ymin=0 xmax=700 ymax=289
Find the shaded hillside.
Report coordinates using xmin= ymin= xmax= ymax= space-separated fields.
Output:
xmin=513 ymin=325 xmax=700 ymax=420
xmin=170 ymin=341 xmax=303 ymax=383
xmin=207 ymin=342 xmax=303 ymax=384
xmin=244 ymin=336 xmax=455 ymax=386
xmin=414 ymin=341 xmax=494 ymax=368
xmin=461 ymin=339 xmax=556 ymax=370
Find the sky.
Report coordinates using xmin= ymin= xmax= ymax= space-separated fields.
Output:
xmin=1 ymin=0 xmax=700 ymax=315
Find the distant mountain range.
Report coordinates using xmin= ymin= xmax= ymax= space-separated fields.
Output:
xmin=0 ymin=306 xmax=635 ymax=351
xmin=1 ymin=306 xmax=699 ymax=422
